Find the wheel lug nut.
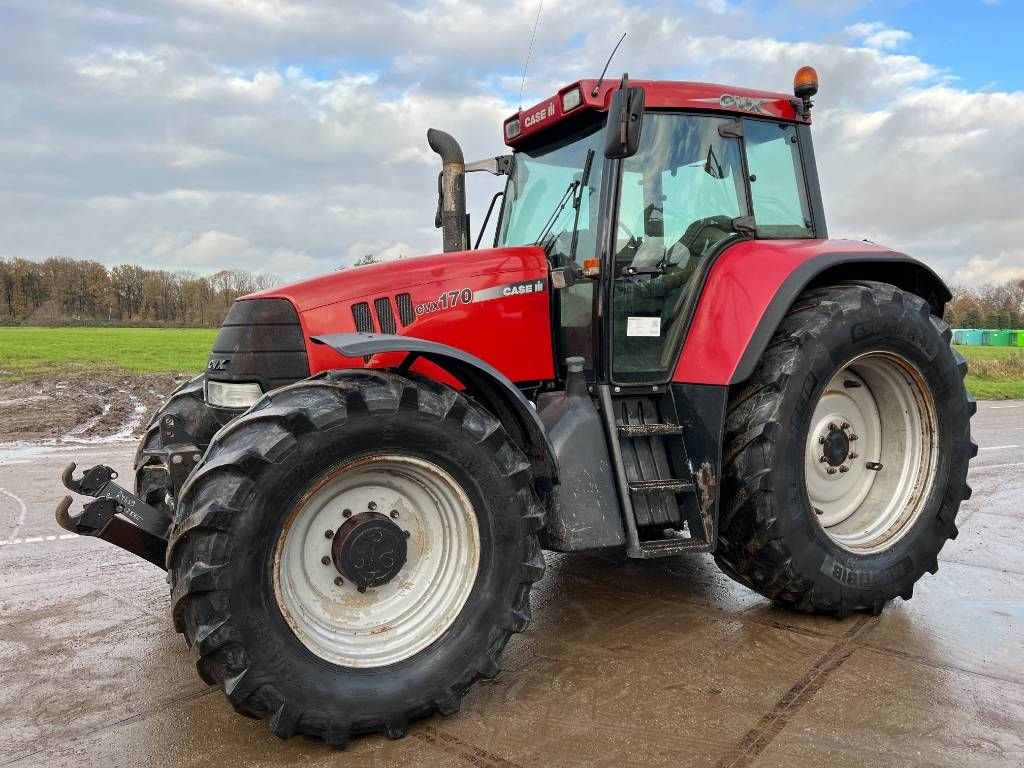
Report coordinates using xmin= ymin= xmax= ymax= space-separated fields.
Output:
xmin=390 ymin=510 xmax=399 ymax=519
xmin=841 ymin=422 xmax=850 ymax=430
xmin=839 ymin=465 xmax=850 ymax=473
xmin=342 ymin=508 xmax=352 ymax=518
xmin=849 ymin=452 xmax=858 ymax=459
xmin=321 ymin=556 xmax=331 ymax=566
xmin=818 ymin=436 xmax=826 ymax=444
xmin=819 ymin=456 xmax=828 ymax=463
xmin=849 ymin=434 xmax=858 ymax=441
xmin=334 ymin=577 xmax=344 ymax=586
xmin=357 ymin=585 xmax=367 ymax=594
xmin=368 ymin=501 xmax=377 ymax=511
xmin=403 ymin=530 xmax=410 ymax=538
xmin=828 ymin=422 xmax=837 ymax=431
xmin=325 ymin=529 xmax=335 ymax=539
xmin=826 ymin=467 xmax=838 ymax=475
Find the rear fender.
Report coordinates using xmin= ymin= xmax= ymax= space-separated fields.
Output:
xmin=674 ymin=240 xmax=952 ymax=386
xmin=311 ymin=333 xmax=558 ymax=495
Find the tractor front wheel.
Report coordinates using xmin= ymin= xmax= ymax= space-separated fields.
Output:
xmin=166 ymin=370 xmax=545 ymax=745
xmin=716 ymin=281 xmax=975 ymax=615
xmin=134 ymin=374 xmax=221 ymax=513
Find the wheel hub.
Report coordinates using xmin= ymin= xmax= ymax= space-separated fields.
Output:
xmin=803 ymin=352 xmax=938 ymax=554
xmin=821 ymin=427 xmax=851 ymax=467
xmin=274 ymin=454 xmax=481 ymax=667
xmin=331 ymin=511 xmax=407 ymax=589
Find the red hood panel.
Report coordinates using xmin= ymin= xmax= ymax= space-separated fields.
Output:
xmin=246 ymin=246 xmax=549 ymax=313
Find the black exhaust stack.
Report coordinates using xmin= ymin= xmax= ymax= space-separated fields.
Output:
xmin=427 ymin=128 xmax=469 ymax=252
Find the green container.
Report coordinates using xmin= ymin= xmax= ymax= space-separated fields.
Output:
xmin=954 ymin=329 xmax=984 ymax=345
xmin=1010 ymin=330 xmax=1024 ymax=347
xmin=982 ymin=330 xmax=1011 ymax=346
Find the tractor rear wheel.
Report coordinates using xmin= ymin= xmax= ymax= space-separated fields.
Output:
xmin=166 ymin=370 xmax=544 ymax=745
xmin=716 ymin=282 xmax=975 ymax=615
xmin=134 ymin=374 xmax=221 ymax=513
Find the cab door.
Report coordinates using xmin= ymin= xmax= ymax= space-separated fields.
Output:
xmin=606 ymin=113 xmax=751 ymax=385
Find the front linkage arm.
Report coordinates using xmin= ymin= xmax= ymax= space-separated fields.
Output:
xmin=56 ymin=463 xmax=171 ymax=568
xmin=54 ymin=413 xmax=207 ymax=569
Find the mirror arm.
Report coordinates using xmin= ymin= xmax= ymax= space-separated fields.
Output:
xmin=464 ymin=155 xmax=513 ymax=176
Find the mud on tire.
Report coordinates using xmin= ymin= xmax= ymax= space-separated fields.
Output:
xmin=715 ymin=281 xmax=976 ymax=616
xmin=165 ymin=369 xmax=545 ymax=746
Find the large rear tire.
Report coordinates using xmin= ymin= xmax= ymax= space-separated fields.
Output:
xmin=715 ymin=282 xmax=976 ymax=616
xmin=166 ymin=370 xmax=545 ymax=745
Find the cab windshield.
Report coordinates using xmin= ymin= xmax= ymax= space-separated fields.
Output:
xmin=497 ymin=121 xmax=606 ymax=371
xmin=496 ymin=121 xmax=606 ymax=268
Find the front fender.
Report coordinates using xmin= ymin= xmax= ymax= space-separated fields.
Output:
xmin=673 ymin=239 xmax=951 ymax=385
xmin=311 ymin=333 xmax=558 ymax=490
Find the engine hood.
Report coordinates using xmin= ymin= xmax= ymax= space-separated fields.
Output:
xmin=244 ymin=245 xmax=549 ymax=313
xmin=244 ymin=243 xmax=556 ymax=385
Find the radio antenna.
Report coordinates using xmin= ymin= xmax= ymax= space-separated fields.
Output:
xmin=591 ymin=32 xmax=627 ymax=97
xmin=518 ymin=0 xmax=545 ymax=109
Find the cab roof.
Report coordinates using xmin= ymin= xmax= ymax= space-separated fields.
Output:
xmin=504 ymin=78 xmax=808 ymax=147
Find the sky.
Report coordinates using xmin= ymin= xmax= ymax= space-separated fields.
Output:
xmin=0 ymin=0 xmax=1021 ymax=286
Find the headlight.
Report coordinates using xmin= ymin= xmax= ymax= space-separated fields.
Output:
xmin=205 ymin=380 xmax=263 ymax=409
xmin=504 ymin=117 xmax=521 ymax=140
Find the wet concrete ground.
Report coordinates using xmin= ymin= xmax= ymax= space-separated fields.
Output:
xmin=1 ymin=403 xmax=1022 ymax=767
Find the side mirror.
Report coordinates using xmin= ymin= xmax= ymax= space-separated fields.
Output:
xmin=550 ymin=266 xmax=577 ymax=290
xmin=604 ymin=81 xmax=645 ymax=159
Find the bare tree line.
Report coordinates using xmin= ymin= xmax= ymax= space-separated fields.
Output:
xmin=2 ymin=255 xmax=1022 ymax=330
xmin=0 ymin=257 xmax=279 ymax=326
xmin=946 ymin=279 xmax=1024 ymax=330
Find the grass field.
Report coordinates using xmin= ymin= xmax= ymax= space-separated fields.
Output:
xmin=955 ymin=344 xmax=1024 ymax=399
xmin=0 ymin=327 xmax=218 ymax=381
xmin=1 ymin=328 xmax=1021 ymax=399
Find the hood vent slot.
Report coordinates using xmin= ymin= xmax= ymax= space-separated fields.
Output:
xmin=351 ymin=302 xmax=375 ymax=361
xmin=374 ymin=297 xmax=397 ymax=335
xmin=351 ymin=302 xmax=374 ymax=334
xmin=395 ymin=293 xmax=415 ymax=327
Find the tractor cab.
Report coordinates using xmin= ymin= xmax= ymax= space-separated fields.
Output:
xmin=476 ymin=72 xmax=825 ymax=385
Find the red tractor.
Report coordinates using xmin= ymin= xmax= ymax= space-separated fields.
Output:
xmin=57 ymin=68 xmax=975 ymax=746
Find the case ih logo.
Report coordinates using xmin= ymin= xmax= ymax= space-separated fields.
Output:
xmin=719 ymin=94 xmax=770 ymax=113
xmin=524 ymin=102 xmax=556 ymax=128
xmin=501 ymin=280 xmax=545 ymax=296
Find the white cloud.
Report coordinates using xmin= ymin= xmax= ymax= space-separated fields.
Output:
xmin=0 ymin=0 xmax=1019 ymax=290
xmin=845 ymin=21 xmax=913 ymax=50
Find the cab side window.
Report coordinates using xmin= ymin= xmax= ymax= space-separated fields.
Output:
xmin=743 ymin=120 xmax=813 ymax=238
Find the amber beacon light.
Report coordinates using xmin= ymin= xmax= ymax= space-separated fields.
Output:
xmin=793 ymin=66 xmax=819 ymax=115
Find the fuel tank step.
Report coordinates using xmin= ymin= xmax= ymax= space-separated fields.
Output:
xmin=628 ymin=479 xmax=695 ymax=494
xmin=617 ymin=423 xmax=683 ymax=437
xmin=598 ymin=386 xmax=714 ymax=558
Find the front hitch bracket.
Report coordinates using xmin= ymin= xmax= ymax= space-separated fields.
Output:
xmin=56 ymin=462 xmax=171 ymax=569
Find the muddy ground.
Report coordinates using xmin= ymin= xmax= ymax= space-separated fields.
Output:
xmin=0 ymin=403 xmax=1022 ymax=766
xmin=0 ymin=373 xmax=188 ymax=444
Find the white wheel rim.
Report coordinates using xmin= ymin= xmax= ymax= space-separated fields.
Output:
xmin=804 ymin=351 xmax=939 ymax=554
xmin=273 ymin=455 xmax=480 ymax=668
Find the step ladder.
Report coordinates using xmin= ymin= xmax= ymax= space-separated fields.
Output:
xmin=598 ymin=386 xmax=715 ymax=558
